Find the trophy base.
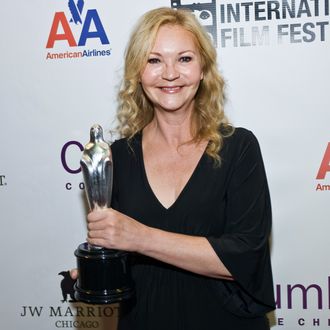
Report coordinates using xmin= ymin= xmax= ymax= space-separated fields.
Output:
xmin=74 ymin=242 xmax=134 ymax=304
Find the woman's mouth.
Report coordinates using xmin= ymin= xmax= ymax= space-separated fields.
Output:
xmin=159 ymin=86 xmax=182 ymax=93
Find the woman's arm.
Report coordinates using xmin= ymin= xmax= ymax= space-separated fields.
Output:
xmin=87 ymin=208 xmax=233 ymax=280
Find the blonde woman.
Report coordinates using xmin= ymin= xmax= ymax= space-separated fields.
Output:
xmin=85 ymin=7 xmax=275 ymax=330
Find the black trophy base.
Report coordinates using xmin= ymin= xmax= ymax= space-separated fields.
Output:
xmin=74 ymin=242 xmax=134 ymax=304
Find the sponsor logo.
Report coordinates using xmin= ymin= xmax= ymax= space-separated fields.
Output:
xmin=171 ymin=0 xmax=218 ymax=45
xmin=61 ymin=140 xmax=85 ymax=191
xmin=171 ymin=0 xmax=329 ymax=48
xmin=275 ymin=276 xmax=330 ymax=327
xmin=316 ymin=142 xmax=330 ymax=191
xmin=58 ymin=271 xmax=76 ymax=303
xmin=19 ymin=270 xmax=118 ymax=328
xmin=46 ymin=0 xmax=111 ymax=60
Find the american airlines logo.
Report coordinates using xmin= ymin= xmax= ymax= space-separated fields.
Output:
xmin=316 ymin=142 xmax=330 ymax=191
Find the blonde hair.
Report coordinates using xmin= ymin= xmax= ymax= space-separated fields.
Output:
xmin=117 ymin=7 xmax=233 ymax=163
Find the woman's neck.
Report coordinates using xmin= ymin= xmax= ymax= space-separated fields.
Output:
xmin=143 ymin=109 xmax=194 ymax=148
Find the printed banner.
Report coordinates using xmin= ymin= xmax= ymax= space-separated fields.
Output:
xmin=1 ymin=0 xmax=329 ymax=329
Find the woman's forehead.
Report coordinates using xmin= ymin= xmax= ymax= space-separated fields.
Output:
xmin=151 ymin=25 xmax=199 ymax=53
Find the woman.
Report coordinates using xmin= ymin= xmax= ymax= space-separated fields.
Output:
xmin=81 ymin=7 xmax=275 ymax=330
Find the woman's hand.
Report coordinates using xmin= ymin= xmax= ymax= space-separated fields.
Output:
xmin=87 ymin=208 xmax=149 ymax=252
xmin=70 ymin=268 xmax=78 ymax=280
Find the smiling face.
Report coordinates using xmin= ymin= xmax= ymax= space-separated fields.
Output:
xmin=140 ymin=24 xmax=204 ymax=115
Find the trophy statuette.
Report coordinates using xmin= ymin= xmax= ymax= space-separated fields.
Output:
xmin=74 ymin=124 xmax=134 ymax=304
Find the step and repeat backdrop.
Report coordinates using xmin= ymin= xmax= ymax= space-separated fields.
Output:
xmin=1 ymin=0 xmax=329 ymax=329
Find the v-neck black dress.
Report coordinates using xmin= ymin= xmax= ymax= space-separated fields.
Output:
xmin=111 ymin=127 xmax=275 ymax=330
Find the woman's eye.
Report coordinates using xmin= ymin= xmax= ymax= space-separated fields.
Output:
xmin=179 ymin=56 xmax=192 ymax=63
xmin=148 ymin=58 xmax=160 ymax=64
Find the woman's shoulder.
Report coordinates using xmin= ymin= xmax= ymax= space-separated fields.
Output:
xmin=223 ymin=126 xmax=260 ymax=148
xmin=110 ymin=133 xmax=141 ymax=156
xmin=110 ymin=136 xmax=128 ymax=149
xmin=226 ymin=126 xmax=257 ymax=142
xmin=220 ymin=126 xmax=262 ymax=161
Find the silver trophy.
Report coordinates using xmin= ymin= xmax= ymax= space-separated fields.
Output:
xmin=74 ymin=124 xmax=134 ymax=304
xmin=81 ymin=124 xmax=113 ymax=214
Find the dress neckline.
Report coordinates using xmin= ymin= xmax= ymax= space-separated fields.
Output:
xmin=136 ymin=132 xmax=206 ymax=211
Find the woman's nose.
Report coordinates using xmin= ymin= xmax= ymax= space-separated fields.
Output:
xmin=161 ymin=63 xmax=180 ymax=81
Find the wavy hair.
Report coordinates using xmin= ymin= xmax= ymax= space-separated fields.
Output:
xmin=117 ymin=7 xmax=233 ymax=163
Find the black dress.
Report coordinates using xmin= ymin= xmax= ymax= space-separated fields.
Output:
xmin=111 ymin=127 xmax=275 ymax=330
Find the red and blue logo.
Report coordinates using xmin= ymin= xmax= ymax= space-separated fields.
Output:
xmin=315 ymin=142 xmax=330 ymax=191
xmin=46 ymin=0 xmax=111 ymax=60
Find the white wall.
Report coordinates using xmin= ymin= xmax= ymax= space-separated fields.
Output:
xmin=1 ymin=0 xmax=329 ymax=329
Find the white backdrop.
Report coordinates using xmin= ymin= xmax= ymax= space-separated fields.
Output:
xmin=1 ymin=0 xmax=330 ymax=329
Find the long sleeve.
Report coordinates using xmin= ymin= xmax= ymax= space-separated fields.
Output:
xmin=207 ymin=129 xmax=275 ymax=317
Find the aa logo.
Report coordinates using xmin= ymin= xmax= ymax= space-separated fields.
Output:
xmin=316 ymin=143 xmax=330 ymax=180
xmin=46 ymin=0 xmax=109 ymax=48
